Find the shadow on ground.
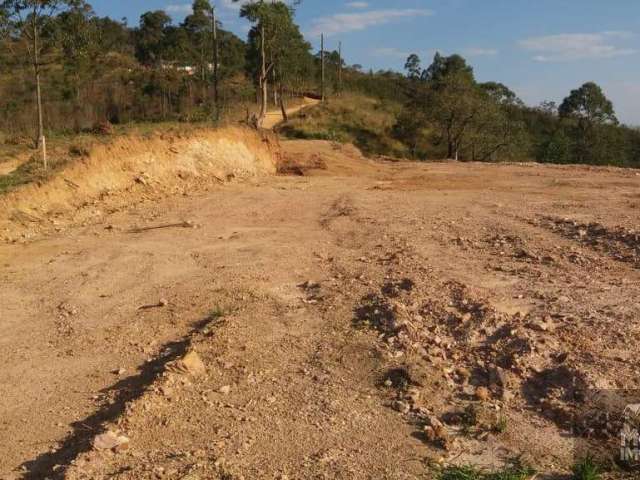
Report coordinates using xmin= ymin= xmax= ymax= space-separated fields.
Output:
xmin=19 ymin=315 xmax=219 ymax=480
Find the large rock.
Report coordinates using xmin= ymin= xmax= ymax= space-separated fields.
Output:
xmin=171 ymin=351 xmax=207 ymax=377
xmin=93 ymin=431 xmax=130 ymax=451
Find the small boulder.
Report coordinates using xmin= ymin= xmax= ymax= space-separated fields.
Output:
xmin=93 ymin=431 xmax=130 ymax=452
xmin=172 ymin=351 xmax=206 ymax=377
xmin=475 ymin=386 xmax=491 ymax=402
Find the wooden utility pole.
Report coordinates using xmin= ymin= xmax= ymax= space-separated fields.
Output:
xmin=338 ymin=41 xmax=343 ymax=96
xmin=321 ymin=33 xmax=325 ymax=102
xmin=212 ymin=4 xmax=220 ymax=120
xmin=41 ymin=135 xmax=47 ymax=171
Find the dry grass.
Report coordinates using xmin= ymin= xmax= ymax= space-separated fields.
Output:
xmin=277 ymin=93 xmax=409 ymax=158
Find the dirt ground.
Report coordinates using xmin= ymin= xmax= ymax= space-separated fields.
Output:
xmin=1 ymin=139 xmax=640 ymax=479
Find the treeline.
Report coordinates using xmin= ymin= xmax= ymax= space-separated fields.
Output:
xmin=0 ymin=0 xmax=351 ymax=140
xmin=383 ymin=53 xmax=640 ymax=167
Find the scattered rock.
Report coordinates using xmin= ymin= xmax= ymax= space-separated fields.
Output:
xmin=455 ymin=367 xmax=471 ymax=383
xmin=406 ymin=387 xmax=421 ymax=405
xmin=392 ymin=400 xmax=410 ymax=414
xmin=426 ymin=415 xmax=443 ymax=429
xmin=219 ymin=385 xmax=232 ymax=395
xmin=171 ymin=351 xmax=206 ymax=377
xmin=300 ymin=280 xmax=320 ymax=290
xmin=93 ymin=431 xmax=130 ymax=451
xmin=475 ymin=386 xmax=491 ymax=402
xmin=424 ymin=422 xmax=450 ymax=449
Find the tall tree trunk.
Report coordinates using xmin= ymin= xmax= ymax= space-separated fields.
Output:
xmin=321 ymin=33 xmax=325 ymax=102
xmin=258 ymin=23 xmax=267 ymax=125
xmin=338 ymin=41 xmax=343 ymax=96
xmin=73 ymin=81 xmax=81 ymax=133
xmin=33 ymin=18 xmax=44 ymax=148
xmin=279 ymin=82 xmax=287 ymax=121
xmin=212 ymin=7 xmax=219 ymax=120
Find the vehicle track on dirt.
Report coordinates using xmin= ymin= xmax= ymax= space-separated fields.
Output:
xmin=2 ymin=141 xmax=640 ymax=479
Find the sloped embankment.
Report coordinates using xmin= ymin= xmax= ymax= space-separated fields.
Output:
xmin=0 ymin=127 xmax=279 ymax=240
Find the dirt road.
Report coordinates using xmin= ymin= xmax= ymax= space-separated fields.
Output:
xmin=261 ymin=97 xmax=320 ymax=130
xmin=1 ymin=140 xmax=640 ymax=479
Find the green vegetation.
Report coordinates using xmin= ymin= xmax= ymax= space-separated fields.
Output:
xmin=460 ymin=403 xmax=480 ymax=435
xmin=1 ymin=0 xmax=639 ymax=176
xmin=393 ymin=52 xmax=640 ymax=166
xmin=0 ymin=0 xmax=321 ymax=139
xmin=278 ymin=94 xmax=408 ymax=157
xmin=492 ymin=415 xmax=508 ymax=434
xmin=572 ymin=456 xmax=601 ymax=480
xmin=0 ymin=157 xmax=42 ymax=194
xmin=438 ymin=462 xmax=535 ymax=480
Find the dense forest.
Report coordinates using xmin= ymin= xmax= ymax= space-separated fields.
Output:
xmin=1 ymin=0 xmax=639 ymax=167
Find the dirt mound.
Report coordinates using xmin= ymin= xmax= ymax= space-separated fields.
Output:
xmin=279 ymin=140 xmax=384 ymax=177
xmin=0 ymin=127 xmax=279 ymax=241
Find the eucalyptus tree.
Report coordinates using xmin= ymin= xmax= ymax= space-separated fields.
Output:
xmin=135 ymin=10 xmax=172 ymax=67
xmin=53 ymin=2 xmax=96 ymax=130
xmin=0 ymin=0 xmax=85 ymax=145
xmin=183 ymin=0 xmax=214 ymax=98
xmin=234 ymin=0 xmax=304 ymax=125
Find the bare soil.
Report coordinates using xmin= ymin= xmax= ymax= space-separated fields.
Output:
xmin=1 ymin=139 xmax=640 ymax=479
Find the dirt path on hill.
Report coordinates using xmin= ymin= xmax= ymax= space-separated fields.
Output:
xmin=1 ymin=140 xmax=640 ymax=479
xmin=261 ymin=97 xmax=320 ymax=130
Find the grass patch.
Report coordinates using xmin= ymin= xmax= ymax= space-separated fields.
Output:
xmin=277 ymin=93 xmax=409 ymax=158
xmin=492 ymin=415 xmax=508 ymax=434
xmin=0 ymin=155 xmax=51 ymax=194
xmin=438 ymin=462 xmax=535 ymax=480
xmin=572 ymin=456 xmax=601 ymax=480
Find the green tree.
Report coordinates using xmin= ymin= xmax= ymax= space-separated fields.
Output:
xmin=53 ymin=2 xmax=96 ymax=131
xmin=480 ymin=82 xmax=523 ymax=107
xmin=183 ymin=0 xmax=214 ymax=96
xmin=559 ymin=82 xmax=617 ymax=125
xmin=424 ymin=52 xmax=473 ymax=83
xmin=0 ymin=0 xmax=84 ymax=146
xmin=404 ymin=53 xmax=422 ymax=80
xmin=135 ymin=10 xmax=172 ymax=67
xmin=423 ymin=54 xmax=479 ymax=159
xmin=235 ymin=0 xmax=303 ymax=125
xmin=559 ymin=82 xmax=618 ymax=163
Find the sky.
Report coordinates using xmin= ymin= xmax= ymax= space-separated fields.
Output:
xmin=90 ymin=0 xmax=640 ymax=125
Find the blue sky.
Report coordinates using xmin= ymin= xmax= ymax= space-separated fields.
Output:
xmin=90 ymin=0 xmax=640 ymax=125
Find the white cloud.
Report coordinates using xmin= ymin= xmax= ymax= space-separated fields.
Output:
xmin=309 ymin=8 xmax=433 ymax=37
xmin=346 ymin=1 xmax=369 ymax=8
xmin=519 ymin=32 xmax=637 ymax=62
xmin=164 ymin=3 xmax=193 ymax=15
xmin=165 ymin=3 xmax=193 ymax=15
xmin=462 ymin=47 xmax=498 ymax=57
xmin=219 ymin=0 xmax=247 ymax=10
xmin=372 ymin=47 xmax=411 ymax=58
